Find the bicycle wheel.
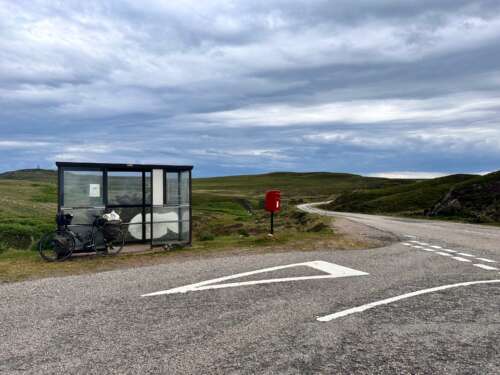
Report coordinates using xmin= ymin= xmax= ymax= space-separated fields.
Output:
xmin=105 ymin=227 xmax=125 ymax=255
xmin=38 ymin=230 xmax=75 ymax=262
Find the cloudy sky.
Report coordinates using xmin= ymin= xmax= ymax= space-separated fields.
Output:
xmin=1 ymin=0 xmax=500 ymax=177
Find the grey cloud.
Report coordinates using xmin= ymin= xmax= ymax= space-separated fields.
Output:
xmin=1 ymin=1 xmax=499 ymax=176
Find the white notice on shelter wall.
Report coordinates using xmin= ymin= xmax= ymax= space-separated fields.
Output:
xmin=89 ymin=184 xmax=100 ymax=197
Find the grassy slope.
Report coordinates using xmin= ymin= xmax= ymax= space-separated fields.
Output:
xmin=0 ymin=168 xmax=58 ymax=250
xmin=322 ymin=174 xmax=482 ymax=216
xmin=0 ymin=180 xmax=56 ymax=250
xmin=0 ymin=169 xmax=57 ymax=183
xmin=428 ymin=171 xmax=500 ymax=222
xmin=192 ymin=172 xmax=414 ymax=247
xmin=194 ymin=172 xmax=413 ymax=199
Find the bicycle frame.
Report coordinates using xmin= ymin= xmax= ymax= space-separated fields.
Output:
xmin=68 ymin=218 xmax=104 ymax=252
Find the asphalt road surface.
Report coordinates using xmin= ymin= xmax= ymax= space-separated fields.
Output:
xmin=1 ymin=204 xmax=499 ymax=374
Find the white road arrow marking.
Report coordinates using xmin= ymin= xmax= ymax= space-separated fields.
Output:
xmin=142 ymin=261 xmax=368 ymax=297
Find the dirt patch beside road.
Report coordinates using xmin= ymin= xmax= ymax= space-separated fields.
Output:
xmin=331 ymin=216 xmax=399 ymax=249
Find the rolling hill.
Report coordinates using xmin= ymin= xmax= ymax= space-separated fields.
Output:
xmin=323 ymin=171 xmax=500 ymax=223
xmin=429 ymin=171 xmax=500 ymax=222
xmin=0 ymin=169 xmax=57 ymax=183
xmin=193 ymin=172 xmax=415 ymax=200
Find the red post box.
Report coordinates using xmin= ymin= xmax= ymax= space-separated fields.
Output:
xmin=265 ymin=190 xmax=281 ymax=212
xmin=265 ymin=190 xmax=281 ymax=234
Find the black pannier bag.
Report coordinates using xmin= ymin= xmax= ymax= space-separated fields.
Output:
xmin=54 ymin=233 xmax=70 ymax=249
xmin=56 ymin=212 xmax=73 ymax=227
xmin=103 ymin=220 xmax=122 ymax=241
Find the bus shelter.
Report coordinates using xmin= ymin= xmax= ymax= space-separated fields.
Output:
xmin=56 ymin=162 xmax=192 ymax=249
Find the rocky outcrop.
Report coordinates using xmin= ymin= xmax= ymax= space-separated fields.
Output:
xmin=428 ymin=172 xmax=500 ymax=222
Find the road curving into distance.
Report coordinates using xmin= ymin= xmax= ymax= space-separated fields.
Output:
xmin=299 ymin=201 xmax=500 ymax=256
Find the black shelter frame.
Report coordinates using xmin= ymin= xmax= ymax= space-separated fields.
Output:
xmin=56 ymin=162 xmax=193 ymax=250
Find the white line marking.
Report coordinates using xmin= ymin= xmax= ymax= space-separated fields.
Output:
xmin=458 ymin=252 xmax=474 ymax=257
xmin=430 ymin=245 xmax=442 ymax=249
xmin=317 ymin=279 xmax=500 ymax=322
xmin=435 ymin=251 xmax=452 ymax=257
xmin=142 ymin=261 xmax=368 ymax=297
xmin=409 ymin=240 xmax=420 ymax=243
xmin=442 ymin=249 xmax=457 ymax=253
xmin=473 ymin=264 xmax=499 ymax=271
xmin=476 ymin=258 xmax=496 ymax=263
xmin=420 ymin=248 xmax=435 ymax=252
xmin=452 ymin=256 xmax=472 ymax=262
xmin=413 ymin=245 xmax=424 ymax=249
xmin=401 ymin=243 xmax=412 ymax=246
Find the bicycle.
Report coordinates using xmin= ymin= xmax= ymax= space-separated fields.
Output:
xmin=38 ymin=212 xmax=125 ymax=262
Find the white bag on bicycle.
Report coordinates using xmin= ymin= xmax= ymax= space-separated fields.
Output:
xmin=103 ymin=210 xmax=121 ymax=221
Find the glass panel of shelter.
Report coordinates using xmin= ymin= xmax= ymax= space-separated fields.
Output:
xmin=151 ymin=170 xmax=185 ymax=245
xmin=107 ymin=171 xmax=141 ymax=242
xmin=60 ymin=169 xmax=106 ymax=250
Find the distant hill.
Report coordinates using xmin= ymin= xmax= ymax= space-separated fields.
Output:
xmin=322 ymin=171 xmax=500 ymax=223
xmin=429 ymin=171 xmax=500 ymax=222
xmin=194 ymin=171 xmax=416 ymax=200
xmin=0 ymin=169 xmax=57 ymax=183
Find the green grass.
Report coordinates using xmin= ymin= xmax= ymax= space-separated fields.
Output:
xmin=194 ymin=172 xmax=414 ymax=201
xmin=324 ymin=174 xmax=475 ymax=215
xmin=190 ymin=172 xmax=418 ymax=248
xmin=0 ymin=179 xmax=56 ymax=252
xmin=322 ymin=172 xmax=500 ymax=223
xmin=0 ymin=170 xmax=410 ymax=255
xmin=0 ymin=168 xmax=57 ymax=183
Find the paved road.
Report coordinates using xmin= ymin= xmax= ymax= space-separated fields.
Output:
xmin=1 ymin=205 xmax=499 ymax=374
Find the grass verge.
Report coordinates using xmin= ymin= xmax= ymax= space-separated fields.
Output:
xmin=0 ymin=223 xmax=375 ymax=283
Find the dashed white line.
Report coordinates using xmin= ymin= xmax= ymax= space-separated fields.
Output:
xmin=317 ymin=279 xmax=500 ymax=322
xmin=473 ymin=264 xmax=499 ymax=271
xmin=476 ymin=258 xmax=496 ymax=263
xmin=403 ymin=239 xmax=498 ymax=269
